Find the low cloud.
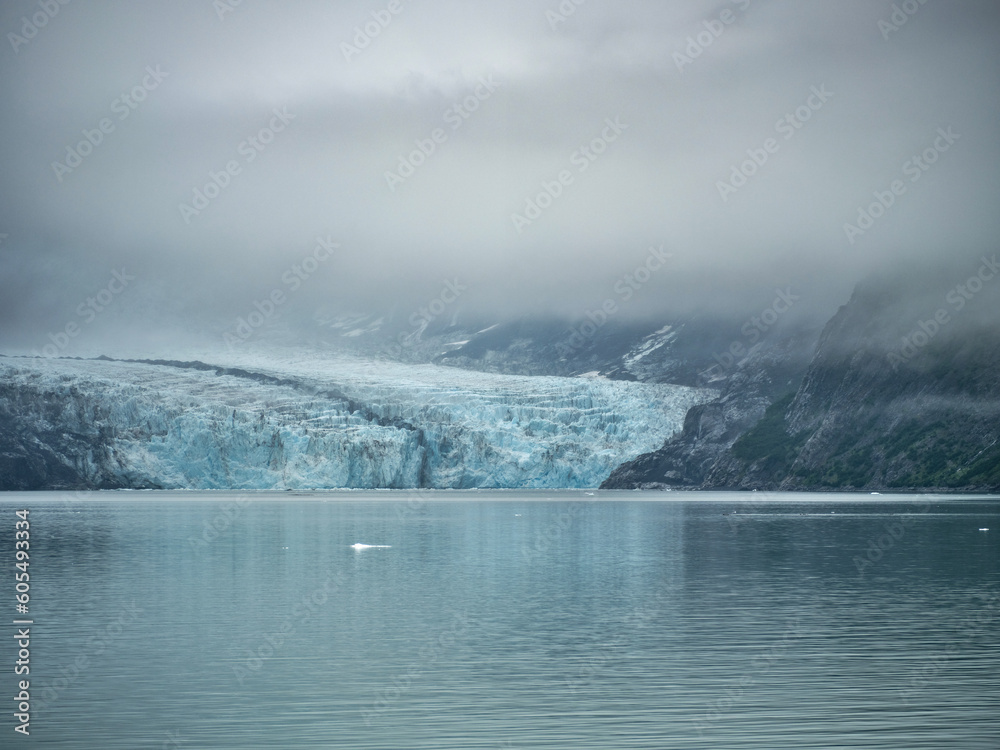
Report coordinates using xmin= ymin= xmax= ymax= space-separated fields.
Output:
xmin=1 ymin=0 xmax=998 ymax=354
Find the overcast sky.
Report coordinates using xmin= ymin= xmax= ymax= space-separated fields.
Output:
xmin=1 ymin=0 xmax=998 ymax=353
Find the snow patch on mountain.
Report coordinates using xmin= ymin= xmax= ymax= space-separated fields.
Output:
xmin=623 ymin=325 xmax=678 ymax=372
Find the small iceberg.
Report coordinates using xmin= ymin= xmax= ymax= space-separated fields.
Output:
xmin=350 ymin=543 xmax=392 ymax=550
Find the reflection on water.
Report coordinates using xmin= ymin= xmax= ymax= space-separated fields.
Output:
xmin=2 ymin=491 xmax=997 ymax=748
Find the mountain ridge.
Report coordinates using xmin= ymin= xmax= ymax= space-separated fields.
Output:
xmin=603 ymin=259 xmax=1000 ymax=493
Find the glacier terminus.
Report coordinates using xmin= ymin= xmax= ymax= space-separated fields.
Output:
xmin=0 ymin=352 xmax=716 ymax=491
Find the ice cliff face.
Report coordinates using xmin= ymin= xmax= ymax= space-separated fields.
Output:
xmin=0 ymin=354 xmax=716 ymax=490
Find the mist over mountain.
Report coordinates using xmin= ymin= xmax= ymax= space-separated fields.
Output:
xmin=604 ymin=255 xmax=1000 ymax=492
xmin=2 ymin=1 xmax=1000 ymax=357
xmin=1 ymin=2 xmax=999 ymax=492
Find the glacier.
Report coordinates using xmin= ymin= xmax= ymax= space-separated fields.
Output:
xmin=0 ymin=353 xmax=716 ymax=490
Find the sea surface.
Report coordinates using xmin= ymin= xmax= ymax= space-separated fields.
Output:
xmin=1 ymin=491 xmax=998 ymax=749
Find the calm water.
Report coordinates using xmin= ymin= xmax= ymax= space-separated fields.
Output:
xmin=2 ymin=491 xmax=998 ymax=748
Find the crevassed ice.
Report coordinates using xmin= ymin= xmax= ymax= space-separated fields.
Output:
xmin=1 ymin=353 xmax=716 ymax=489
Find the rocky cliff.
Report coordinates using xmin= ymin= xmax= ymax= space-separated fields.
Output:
xmin=604 ymin=258 xmax=1000 ymax=492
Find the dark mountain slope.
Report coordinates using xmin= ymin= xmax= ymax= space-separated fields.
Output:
xmin=605 ymin=257 xmax=1000 ymax=492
